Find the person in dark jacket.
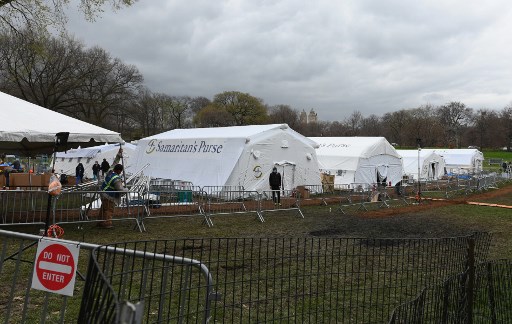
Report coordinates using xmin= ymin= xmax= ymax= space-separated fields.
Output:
xmin=269 ymin=166 xmax=282 ymax=205
xmin=92 ymin=161 xmax=101 ymax=181
xmin=100 ymin=158 xmax=110 ymax=178
xmin=75 ymin=162 xmax=85 ymax=184
xmin=99 ymin=163 xmax=127 ymax=228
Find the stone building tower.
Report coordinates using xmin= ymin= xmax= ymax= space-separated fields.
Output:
xmin=308 ymin=109 xmax=318 ymax=124
xmin=299 ymin=109 xmax=307 ymax=124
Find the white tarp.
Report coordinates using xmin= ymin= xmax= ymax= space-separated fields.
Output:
xmin=309 ymin=137 xmax=404 ymax=186
xmin=397 ymin=149 xmax=447 ymax=180
xmin=0 ymin=91 xmax=122 ymax=155
xmin=420 ymin=148 xmax=484 ymax=173
xmin=132 ymin=124 xmax=322 ymax=192
xmin=53 ymin=143 xmax=137 ymax=178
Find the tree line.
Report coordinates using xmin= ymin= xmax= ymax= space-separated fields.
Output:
xmin=1 ymin=29 xmax=511 ymax=151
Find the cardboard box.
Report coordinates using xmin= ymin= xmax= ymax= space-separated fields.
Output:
xmin=41 ymin=173 xmax=52 ymax=186
xmin=0 ymin=174 xmax=5 ymax=187
xmin=321 ymin=173 xmax=334 ymax=184
xmin=296 ymin=185 xmax=310 ymax=199
xmin=10 ymin=173 xmax=30 ymax=187
xmin=28 ymin=174 xmax=42 ymax=187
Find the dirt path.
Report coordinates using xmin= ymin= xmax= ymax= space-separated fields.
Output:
xmin=361 ymin=184 xmax=512 ymax=218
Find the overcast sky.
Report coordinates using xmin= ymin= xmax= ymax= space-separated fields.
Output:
xmin=65 ymin=0 xmax=512 ymax=121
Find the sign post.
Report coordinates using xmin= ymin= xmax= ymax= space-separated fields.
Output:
xmin=32 ymin=239 xmax=80 ymax=297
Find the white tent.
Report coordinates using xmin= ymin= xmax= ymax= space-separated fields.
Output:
xmin=53 ymin=143 xmax=137 ymax=178
xmin=309 ymin=137 xmax=404 ymax=186
xmin=421 ymin=148 xmax=484 ymax=173
xmin=0 ymin=91 xmax=123 ymax=155
xmin=396 ymin=149 xmax=446 ymax=180
xmin=131 ymin=124 xmax=322 ymax=192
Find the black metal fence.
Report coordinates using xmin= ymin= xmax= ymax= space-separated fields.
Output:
xmin=389 ymin=259 xmax=512 ymax=323
xmin=81 ymin=233 xmax=491 ymax=323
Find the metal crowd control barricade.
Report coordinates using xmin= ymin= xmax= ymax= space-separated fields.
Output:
xmin=0 ymin=229 xmax=217 ymax=324
xmin=260 ymin=188 xmax=303 ymax=219
xmin=333 ymin=184 xmax=353 ymax=209
xmin=0 ymin=188 xmax=48 ymax=226
xmin=79 ymin=241 xmax=218 ymax=324
xmin=343 ymin=183 xmax=373 ymax=213
xmin=203 ymin=185 xmax=247 ymax=211
xmin=144 ymin=180 xmax=211 ymax=227
xmin=204 ymin=188 xmax=263 ymax=224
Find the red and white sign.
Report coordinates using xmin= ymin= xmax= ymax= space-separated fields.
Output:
xmin=31 ymin=239 xmax=80 ymax=296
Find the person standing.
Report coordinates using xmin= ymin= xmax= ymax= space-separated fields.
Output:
xmin=269 ymin=166 xmax=282 ymax=206
xmin=92 ymin=161 xmax=100 ymax=181
xmin=100 ymin=158 xmax=110 ymax=178
xmin=75 ymin=162 xmax=85 ymax=184
xmin=99 ymin=163 xmax=127 ymax=228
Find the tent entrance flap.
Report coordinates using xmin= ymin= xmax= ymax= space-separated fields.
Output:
xmin=274 ymin=161 xmax=296 ymax=191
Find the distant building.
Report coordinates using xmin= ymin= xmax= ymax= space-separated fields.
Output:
xmin=308 ymin=109 xmax=318 ymax=123
xmin=299 ymin=110 xmax=307 ymax=124
xmin=300 ymin=109 xmax=318 ymax=124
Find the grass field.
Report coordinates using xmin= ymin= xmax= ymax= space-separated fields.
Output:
xmin=39 ymin=181 xmax=512 ymax=260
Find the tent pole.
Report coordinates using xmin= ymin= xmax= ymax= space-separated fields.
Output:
xmin=44 ymin=144 xmax=58 ymax=233
xmin=44 ymin=132 xmax=69 ymax=234
xmin=119 ymin=142 xmax=127 ymax=187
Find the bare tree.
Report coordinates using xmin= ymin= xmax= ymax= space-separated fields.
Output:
xmin=0 ymin=0 xmax=136 ymax=32
xmin=189 ymin=96 xmax=211 ymax=115
xmin=72 ymin=46 xmax=143 ymax=128
xmin=382 ymin=110 xmax=410 ymax=145
xmin=405 ymin=104 xmax=442 ymax=147
xmin=437 ymin=102 xmax=472 ymax=148
xmin=344 ymin=110 xmax=364 ymax=136
xmin=0 ymin=30 xmax=84 ymax=111
xmin=324 ymin=121 xmax=349 ymax=136
xmin=465 ymin=109 xmax=500 ymax=149
xmin=0 ymin=29 xmax=143 ymax=130
xmin=166 ymin=95 xmax=192 ymax=129
xmin=500 ymin=105 xmax=512 ymax=151
xmin=268 ymin=104 xmax=300 ymax=128
xmin=360 ymin=114 xmax=382 ymax=136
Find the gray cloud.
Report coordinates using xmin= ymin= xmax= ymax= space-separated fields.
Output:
xmin=65 ymin=0 xmax=512 ymax=121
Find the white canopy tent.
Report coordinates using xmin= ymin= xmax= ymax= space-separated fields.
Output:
xmin=396 ymin=149 xmax=446 ymax=180
xmin=0 ymin=91 xmax=123 ymax=155
xmin=309 ymin=137 xmax=404 ymax=186
xmin=420 ymin=148 xmax=484 ymax=173
xmin=52 ymin=143 xmax=137 ymax=178
xmin=131 ymin=124 xmax=322 ymax=192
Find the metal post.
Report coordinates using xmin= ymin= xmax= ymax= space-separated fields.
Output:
xmin=45 ymin=132 xmax=69 ymax=233
xmin=416 ymin=138 xmax=422 ymax=203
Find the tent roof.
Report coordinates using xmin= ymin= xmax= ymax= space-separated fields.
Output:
xmin=0 ymin=92 xmax=123 ymax=155
xmin=55 ymin=143 xmax=136 ymax=158
xmin=396 ymin=149 xmax=441 ymax=159
xmin=144 ymin=124 xmax=318 ymax=146
xmin=396 ymin=149 xmax=445 ymax=167
xmin=309 ymin=137 xmax=401 ymax=158
xmin=421 ymin=148 xmax=483 ymax=166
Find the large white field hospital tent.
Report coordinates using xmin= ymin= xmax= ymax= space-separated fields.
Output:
xmin=131 ymin=124 xmax=322 ymax=192
xmin=309 ymin=137 xmax=404 ymax=186
xmin=0 ymin=91 xmax=122 ymax=155
xmin=396 ymin=149 xmax=446 ymax=180
xmin=53 ymin=143 xmax=137 ymax=178
xmin=421 ymin=148 xmax=484 ymax=173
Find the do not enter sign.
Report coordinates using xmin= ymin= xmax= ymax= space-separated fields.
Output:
xmin=32 ymin=239 xmax=80 ymax=296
